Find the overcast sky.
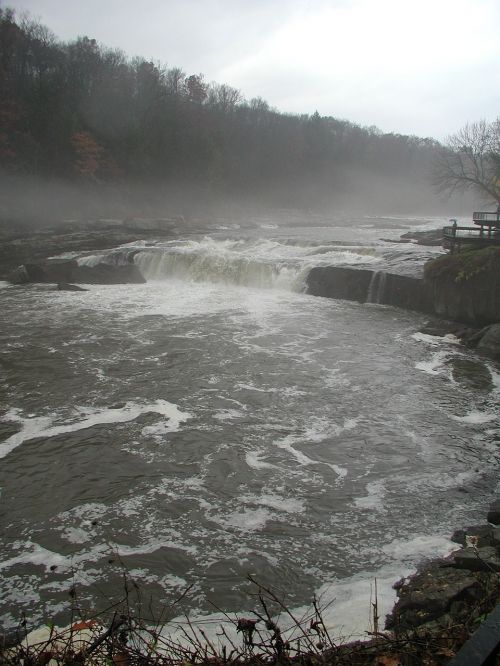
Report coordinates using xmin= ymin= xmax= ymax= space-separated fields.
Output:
xmin=7 ymin=0 xmax=500 ymax=140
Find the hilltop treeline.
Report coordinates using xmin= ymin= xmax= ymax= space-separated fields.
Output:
xmin=0 ymin=7 xmax=453 ymax=218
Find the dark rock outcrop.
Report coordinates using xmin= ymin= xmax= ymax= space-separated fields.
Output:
xmin=0 ymin=220 xmax=178 ymax=279
xmin=487 ymin=499 xmax=500 ymax=525
xmin=400 ymin=228 xmax=444 ymax=246
xmin=71 ymin=263 xmax=145 ymax=284
xmin=423 ymin=247 xmax=500 ymax=326
xmin=57 ymin=282 xmax=88 ymax=291
xmin=451 ymin=524 xmax=494 ymax=548
xmin=7 ymin=259 xmax=146 ymax=285
xmin=378 ymin=272 xmax=434 ymax=313
xmin=386 ymin=565 xmax=482 ymax=631
xmin=306 ymin=266 xmax=434 ymax=314
xmin=452 ymin=546 xmax=500 ymax=572
xmin=476 ymin=324 xmax=500 ymax=360
xmin=386 ymin=502 xmax=500 ymax=638
xmin=427 ymin=275 xmax=500 ymax=327
xmin=306 ymin=266 xmax=373 ymax=302
xmin=306 ymin=261 xmax=500 ymax=361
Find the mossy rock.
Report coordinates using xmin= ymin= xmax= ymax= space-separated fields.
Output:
xmin=424 ymin=247 xmax=500 ymax=283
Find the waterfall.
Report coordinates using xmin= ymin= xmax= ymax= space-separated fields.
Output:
xmin=367 ymin=270 xmax=387 ymax=304
xmin=134 ymin=246 xmax=306 ymax=291
xmin=73 ymin=236 xmax=382 ymax=293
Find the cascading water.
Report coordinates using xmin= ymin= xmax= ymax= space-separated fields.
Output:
xmin=367 ymin=270 xmax=387 ymax=304
xmin=1 ymin=219 xmax=498 ymax=641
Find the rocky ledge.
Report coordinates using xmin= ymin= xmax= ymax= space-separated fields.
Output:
xmin=7 ymin=258 xmax=146 ymax=285
xmin=326 ymin=500 xmax=500 ymax=665
xmin=306 ymin=245 xmax=500 ymax=361
xmin=0 ymin=217 xmax=185 ymax=280
xmin=374 ymin=500 xmax=500 ymax=664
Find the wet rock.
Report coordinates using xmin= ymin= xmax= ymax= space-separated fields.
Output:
xmin=306 ymin=266 xmax=373 ymax=302
xmin=306 ymin=266 xmax=434 ymax=313
xmin=8 ymin=259 xmax=77 ymax=284
xmin=477 ymin=324 xmax=500 ymax=361
xmin=71 ymin=263 xmax=146 ymax=284
xmin=451 ymin=524 xmax=494 ymax=548
xmin=419 ymin=320 xmax=463 ymax=337
xmin=7 ymin=260 xmax=145 ymax=285
xmin=487 ymin=499 xmax=500 ymax=525
xmin=453 ymin=546 xmax=500 ymax=572
xmin=449 ymin=357 xmax=494 ymax=392
xmin=57 ymin=283 xmax=88 ymax=292
xmin=400 ymin=229 xmax=444 ymax=246
xmin=44 ymin=259 xmax=80 ymax=282
xmin=8 ymin=262 xmax=50 ymax=284
xmin=492 ymin=528 xmax=500 ymax=546
xmin=386 ymin=565 xmax=481 ymax=631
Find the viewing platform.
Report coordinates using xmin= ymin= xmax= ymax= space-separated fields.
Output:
xmin=443 ymin=211 xmax=500 ymax=253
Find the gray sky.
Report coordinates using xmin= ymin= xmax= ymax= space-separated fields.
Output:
xmin=8 ymin=0 xmax=500 ymax=140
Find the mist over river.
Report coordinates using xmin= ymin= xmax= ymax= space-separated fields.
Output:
xmin=1 ymin=215 xmax=499 ymax=639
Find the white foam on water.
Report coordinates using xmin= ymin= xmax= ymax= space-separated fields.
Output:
xmin=239 ymin=492 xmax=305 ymax=514
xmin=0 ymin=541 xmax=73 ymax=573
xmin=276 ymin=435 xmax=348 ymax=479
xmin=311 ymin=534 xmax=455 ymax=640
xmin=245 ymin=449 xmax=278 ymax=470
xmin=487 ymin=364 xmax=500 ymax=391
xmin=57 ymin=502 xmax=108 ymax=524
xmin=0 ymin=400 xmax=191 ymax=459
xmin=415 ymin=350 xmax=452 ymax=377
xmin=220 ymin=507 xmax=272 ymax=531
xmin=213 ymin=408 xmax=246 ymax=421
xmin=0 ymin=409 xmax=53 ymax=458
xmin=237 ymin=382 xmax=276 ymax=393
xmin=0 ymin=281 xmax=10 ymax=289
xmin=380 ymin=534 xmax=455 ymax=560
xmin=273 ymin=417 xmax=352 ymax=479
xmin=354 ymin=480 xmax=387 ymax=510
xmin=451 ymin=410 xmax=498 ymax=424
xmin=113 ymin=539 xmax=198 ymax=558
xmin=148 ymin=531 xmax=455 ymax=650
xmin=412 ymin=332 xmax=460 ymax=346
xmin=60 ymin=527 xmax=90 ymax=544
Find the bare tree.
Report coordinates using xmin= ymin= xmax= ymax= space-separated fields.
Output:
xmin=434 ymin=118 xmax=500 ymax=204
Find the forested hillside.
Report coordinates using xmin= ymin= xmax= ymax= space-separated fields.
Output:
xmin=0 ymin=7 xmax=459 ymax=222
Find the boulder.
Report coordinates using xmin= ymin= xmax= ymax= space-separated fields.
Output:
xmin=487 ymin=499 xmax=500 ymax=525
xmin=477 ymin=324 xmax=500 ymax=360
xmin=451 ymin=524 xmax=493 ymax=548
xmin=452 ymin=546 xmax=500 ymax=572
xmin=386 ymin=565 xmax=481 ymax=631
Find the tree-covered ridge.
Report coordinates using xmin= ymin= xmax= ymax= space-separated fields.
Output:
xmin=0 ymin=7 xmax=444 ymax=209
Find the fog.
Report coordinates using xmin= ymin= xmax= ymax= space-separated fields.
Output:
xmin=0 ymin=169 xmax=475 ymax=236
xmin=0 ymin=7 xmax=477 ymax=235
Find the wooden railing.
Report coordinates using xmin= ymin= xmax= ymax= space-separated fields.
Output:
xmin=473 ymin=211 xmax=500 ymax=225
xmin=443 ymin=225 xmax=498 ymax=239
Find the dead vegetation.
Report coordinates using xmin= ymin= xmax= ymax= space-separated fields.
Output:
xmin=1 ymin=565 xmax=499 ymax=666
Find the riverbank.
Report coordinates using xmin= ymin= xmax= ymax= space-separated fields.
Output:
xmin=2 ymin=499 xmax=499 ymax=664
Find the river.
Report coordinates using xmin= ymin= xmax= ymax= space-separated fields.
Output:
xmin=1 ymin=214 xmax=499 ymax=641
